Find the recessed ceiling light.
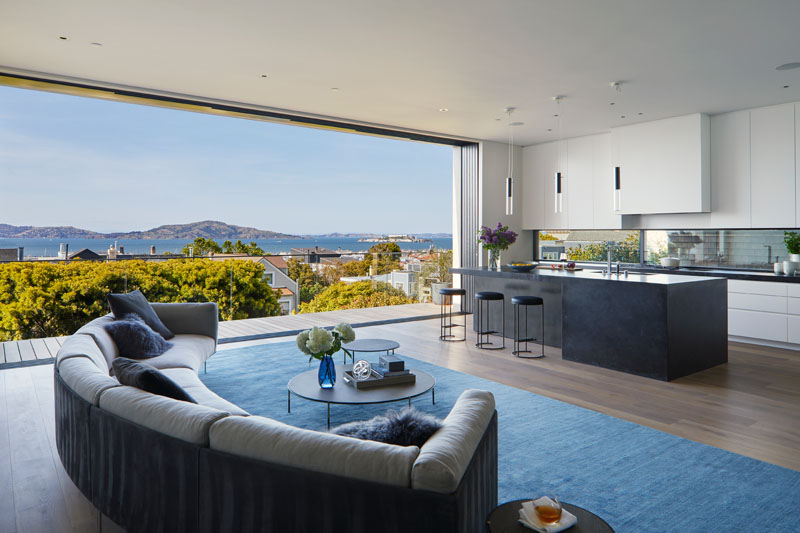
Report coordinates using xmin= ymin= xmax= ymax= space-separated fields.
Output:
xmin=553 ymin=114 xmax=559 ymax=117
xmin=620 ymin=115 xmax=626 ymax=119
xmin=609 ymin=102 xmax=615 ymax=106
xmin=58 ymin=36 xmax=67 ymax=40
xmin=783 ymin=85 xmax=790 ymax=89
xmin=776 ymin=62 xmax=800 ymax=71
xmin=330 ymin=87 xmax=340 ymax=92
xmin=90 ymin=42 xmax=103 ymax=46
xmin=261 ymin=74 xmax=268 ymax=78
xmin=547 ymin=128 xmax=552 ymax=131
xmin=510 ymin=122 xmax=524 ymax=126
xmin=638 ymin=112 xmax=644 ymax=115
xmin=438 ymin=108 xmax=448 ymax=112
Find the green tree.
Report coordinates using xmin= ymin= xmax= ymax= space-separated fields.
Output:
xmin=287 ymin=257 xmax=330 ymax=303
xmin=567 ymin=232 xmax=640 ymax=263
xmin=182 ymin=237 xmax=222 ymax=256
xmin=364 ymin=242 xmax=402 ymax=274
xmin=299 ymin=281 xmax=413 ymax=313
xmin=419 ymin=250 xmax=453 ymax=286
xmin=0 ymin=259 xmax=281 ymax=341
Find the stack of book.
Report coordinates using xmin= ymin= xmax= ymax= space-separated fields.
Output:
xmin=343 ymin=354 xmax=416 ymax=389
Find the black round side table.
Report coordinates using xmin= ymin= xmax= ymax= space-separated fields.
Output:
xmin=486 ymin=500 xmax=614 ymax=533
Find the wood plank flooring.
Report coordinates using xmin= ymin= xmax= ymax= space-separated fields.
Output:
xmin=2 ymin=316 xmax=799 ymax=531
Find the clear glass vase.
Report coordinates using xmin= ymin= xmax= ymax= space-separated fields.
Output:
xmin=318 ymin=354 xmax=336 ymax=389
xmin=488 ymin=249 xmax=501 ymax=270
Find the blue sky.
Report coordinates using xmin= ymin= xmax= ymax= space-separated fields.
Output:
xmin=0 ymin=85 xmax=453 ymax=235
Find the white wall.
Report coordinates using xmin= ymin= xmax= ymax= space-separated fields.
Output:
xmin=479 ymin=141 xmax=533 ymax=263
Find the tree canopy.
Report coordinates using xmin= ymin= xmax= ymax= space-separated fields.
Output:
xmin=0 ymin=259 xmax=280 ymax=341
xmin=298 ymin=281 xmax=413 ymax=313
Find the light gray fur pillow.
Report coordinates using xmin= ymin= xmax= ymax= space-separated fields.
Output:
xmin=104 ymin=313 xmax=173 ymax=360
xmin=330 ymin=408 xmax=443 ymax=447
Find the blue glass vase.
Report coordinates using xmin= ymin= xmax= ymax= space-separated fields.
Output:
xmin=318 ymin=355 xmax=336 ymax=389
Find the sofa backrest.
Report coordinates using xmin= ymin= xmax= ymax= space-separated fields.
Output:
xmin=209 ymin=415 xmax=421 ymax=487
xmin=56 ymin=332 xmax=110 ymax=374
xmin=98 ymin=386 xmax=229 ymax=446
xmin=411 ymin=389 xmax=496 ymax=493
xmin=58 ymin=355 xmax=120 ymax=405
xmin=74 ymin=315 xmax=119 ymax=368
xmin=151 ymin=302 xmax=219 ymax=342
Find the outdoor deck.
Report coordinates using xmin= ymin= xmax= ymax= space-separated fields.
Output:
xmin=0 ymin=303 xmax=440 ymax=368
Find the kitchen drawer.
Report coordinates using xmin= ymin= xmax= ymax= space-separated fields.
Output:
xmin=789 ymin=316 xmax=800 ymax=344
xmin=728 ymin=293 xmax=787 ymax=313
xmin=788 ymin=284 xmax=800 ymax=298
xmin=727 ymin=280 xmax=789 ymax=296
xmin=789 ymin=298 xmax=800 ymax=316
xmin=728 ymin=309 xmax=787 ymax=342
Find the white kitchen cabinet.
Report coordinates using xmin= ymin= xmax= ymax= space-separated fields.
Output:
xmin=728 ymin=293 xmax=787 ymax=314
xmin=542 ymin=141 xmax=569 ymax=229
xmin=592 ymin=133 xmax=621 ymax=229
xmin=613 ymin=113 xmax=710 ymax=215
xmin=788 ymin=297 xmax=800 ymax=315
xmin=728 ymin=279 xmax=789 ymax=296
xmin=789 ymin=284 xmax=800 ymax=298
xmin=789 ymin=316 xmax=800 ymax=344
xmin=729 ymin=309 xmax=788 ymax=342
xmin=567 ymin=136 xmax=594 ymax=229
xmin=709 ymin=110 xmax=751 ymax=228
xmin=750 ymin=103 xmax=795 ymax=228
xmin=797 ymin=103 xmax=800 ymax=228
xmin=521 ymin=144 xmax=545 ymax=230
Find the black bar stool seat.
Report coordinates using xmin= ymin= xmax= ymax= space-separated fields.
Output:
xmin=512 ymin=295 xmax=544 ymax=358
xmin=475 ymin=292 xmax=505 ymax=350
xmin=511 ymin=295 xmax=543 ymax=306
xmin=439 ymin=287 xmax=466 ymax=342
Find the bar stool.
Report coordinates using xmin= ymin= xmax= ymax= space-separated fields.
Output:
xmin=474 ymin=291 xmax=505 ymax=350
xmin=511 ymin=295 xmax=544 ymax=358
xmin=439 ymin=287 xmax=466 ymax=342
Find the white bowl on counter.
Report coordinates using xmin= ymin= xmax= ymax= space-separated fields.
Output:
xmin=660 ymin=257 xmax=680 ymax=268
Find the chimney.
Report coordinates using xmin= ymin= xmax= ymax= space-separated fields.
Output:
xmin=150 ymin=245 xmax=156 ymax=255
xmin=17 ymin=247 xmax=24 ymax=261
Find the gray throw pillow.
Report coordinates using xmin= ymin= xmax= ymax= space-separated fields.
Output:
xmin=112 ymin=357 xmax=196 ymax=403
xmin=330 ymin=408 xmax=442 ymax=447
xmin=104 ymin=314 xmax=173 ymax=360
xmin=107 ymin=290 xmax=175 ymax=340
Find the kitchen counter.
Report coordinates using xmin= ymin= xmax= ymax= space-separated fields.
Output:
xmin=453 ymin=266 xmax=728 ymax=381
xmin=628 ymin=266 xmax=800 ymax=283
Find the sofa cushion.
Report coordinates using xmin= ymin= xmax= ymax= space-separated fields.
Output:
xmin=209 ymin=416 xmax=420 ymax=487
xmin=143 ymin=334 xmax=215 ymax=372
xmin=112 ymin=358 xmax=196 ymax=403
xmin=330 ymin=408 xmax=442 ymax=448
xmin=98 ymin=386 xmax=228 ymax=446
xmin=104 ymin=314 xmax=173 ymax=360
xmin=107 ymin=290 xmax=174 ymax=340
xmin=411 ymin=389 xmax=495 ymax=494
xmin=74 ymin=315 xmax=119 ymax=368
xmin=55 ymin=333 xmax=109 ymax=374
xmin=161 ymin=367 xmax=249 ymax=416
xmin=58 ymin=355 xmax=120 ymax=405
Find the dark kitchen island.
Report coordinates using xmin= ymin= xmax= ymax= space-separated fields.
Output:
xmin=452 ymin=266 xmax=728 ymax=381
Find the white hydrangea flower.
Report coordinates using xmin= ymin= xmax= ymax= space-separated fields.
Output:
xmin=296 ymin=330 xmax=311 ymax=355
xmin=306 ymin=326 xmax=334 ymax=354
xmin=334 ymin=322 xmax=355 ymax=343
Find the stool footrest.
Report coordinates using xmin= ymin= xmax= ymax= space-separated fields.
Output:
xmin=477 ymin=330 xmax=497 ymax=335
xmin=517 ymin=337 xmax=539 ymax=343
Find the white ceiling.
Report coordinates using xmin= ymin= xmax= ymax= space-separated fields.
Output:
xmin=1 ymin=0 xmax=800 ymax=145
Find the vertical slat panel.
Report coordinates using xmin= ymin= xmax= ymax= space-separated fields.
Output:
xmin=459 ymin=143 xmax=479 ymax=312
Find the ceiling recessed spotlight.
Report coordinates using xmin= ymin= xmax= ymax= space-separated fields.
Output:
xmin=553 ymin=114 xmax=559 ymax=117
xmin=330 ymin=87 xmax=340 ymax=92
xmin=510 ymin=122 xmax=524 ymax=126
xmin=620 ymin=115 xmax=626 ymax=119
xmin=90 ymin=42 xmax=103 ymax=46
xmin=58 ymin=36 xmax=67 ymax=40
xmin=783 ymin=85 xmax=790 ymax=89
xmin=260 ymin=74 xmax=268 ymax=78
xmin=547 ymin=128 xmax=552 ymax=131
xmin=609 ymin=102 xmax=615 ymax=106
xmin=495 ymin=118 xmax=501 ymax=121
xmin=776 ymin=62 xmax=800 ymax=71
xmin=638 ymin=112 xmax=644 ymax=115
xmin=438 ymin=108 xmax=448 ymax=112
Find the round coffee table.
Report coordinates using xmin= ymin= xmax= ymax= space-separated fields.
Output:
xmin=287 ymin=364 xmax=435 ymax=428
xmin=341 ymin=338 xmax=400 ymax=363
xmin=486 ymin=500 xmax=614 ymax=532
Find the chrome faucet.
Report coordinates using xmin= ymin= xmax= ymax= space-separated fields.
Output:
xmin=764 ymin=244 xmax=772 ymax=265
xmin=607 ymin=241 xmax=615 ymax=275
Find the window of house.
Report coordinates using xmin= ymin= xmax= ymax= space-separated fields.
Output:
xmin=538 ymin=230 xmax=641 ymax=263
xmin=644 ymin=229 xmax=791 ymax=269
xmin=264 ymin=273 xmax=274 ymax=285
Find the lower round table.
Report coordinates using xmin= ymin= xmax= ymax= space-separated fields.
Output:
xmin=341 ymin=338 xmax=400 ymax=364
xmin=287 ymin=364 xmax=435 ymax=429
xmin=486 ymin=500 xmax=614 ymax=532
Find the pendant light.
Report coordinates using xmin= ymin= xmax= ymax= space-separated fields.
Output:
xmin=504 ymin=107 xmax=517 ymax=216
xmin=612 ymin=82 xmax=623 ymax=212
xmin=554 ymin=96 xmax=564 ymax=213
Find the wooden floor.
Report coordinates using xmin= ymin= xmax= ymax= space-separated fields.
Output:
xmin=0 ymin=303 xmax=441 ymax=368
xmin=2 ymin=316 xmax=799 ymax=532
xmin=216 ymin=302 xmax=440 ymax=343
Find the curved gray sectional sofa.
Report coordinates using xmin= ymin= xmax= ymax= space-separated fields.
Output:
xmin=55 ymin=302 xmax=498 ymax=532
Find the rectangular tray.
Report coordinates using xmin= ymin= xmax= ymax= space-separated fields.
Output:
xmin=342 ymin=370 xmax=416 ymax=389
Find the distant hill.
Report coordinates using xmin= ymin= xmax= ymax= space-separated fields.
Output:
xmin=307 ymin=232 xmax=452 ymax=239
xmin=0 ymin=221 xmax=300 ymax=240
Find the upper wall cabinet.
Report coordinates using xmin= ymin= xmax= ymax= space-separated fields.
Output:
xmin=591 ymin=133 xmax=621 ymax=229
xmin=750 ymin=103 xmax=795 ymax=228
xmin=521 ymin=143 xmax=545 ymax=230
xmin=613 ymin=113 xmax=710 ymax=215
xmin=566 ymin=136 xmax=594 ymax=229
xmin=708 ymin=110 xmax=751 ymax=228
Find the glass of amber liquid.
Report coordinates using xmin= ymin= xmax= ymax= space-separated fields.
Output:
xmin=534 ymin=495 xmax=562 ymax=524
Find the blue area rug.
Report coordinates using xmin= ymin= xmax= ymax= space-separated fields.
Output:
xmin=201 ymin=341 xmax=800 ymax=532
